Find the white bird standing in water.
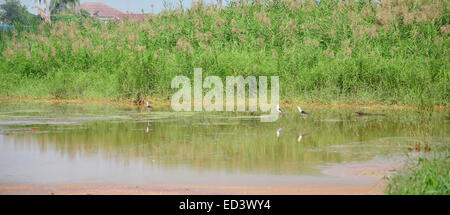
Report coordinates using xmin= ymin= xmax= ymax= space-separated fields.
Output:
xmin=297 ymin=106 xmax=308 ymax=115
xmin=277 ymin=104 xmax=284 ymax=114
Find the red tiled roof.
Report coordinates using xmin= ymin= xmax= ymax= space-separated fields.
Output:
xmin=119 ymin=14 xmax=146 ymax=21
xmin=81 ymin=2 xmax=125 ymax=17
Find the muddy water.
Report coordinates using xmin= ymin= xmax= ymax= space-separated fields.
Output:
xmin=0 ymin=102 xmax=448 ymax=192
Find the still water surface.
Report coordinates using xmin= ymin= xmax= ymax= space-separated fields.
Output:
xmin=0 ymin=102 xmax=448 ymax=188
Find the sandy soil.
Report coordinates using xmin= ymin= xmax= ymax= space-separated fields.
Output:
xmin=0 ymin=161 xmax=398 ymax=195
xmin=0 ymin=183 xmax=385 ymax=195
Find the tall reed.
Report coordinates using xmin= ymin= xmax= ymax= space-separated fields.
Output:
xmin=0 ymin=0 xmax=448 ymax=105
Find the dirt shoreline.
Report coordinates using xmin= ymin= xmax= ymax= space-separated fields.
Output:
xmin=1 ymin=97 xmax=448 ymax=111
xmin=0 ymin=183 xmax=385 ymax=195
xmin=0 ymin=160 xmax=399 ymax=195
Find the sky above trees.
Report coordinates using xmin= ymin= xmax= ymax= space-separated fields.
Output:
xmin=18 ymin=0 xmax=218 ymax=14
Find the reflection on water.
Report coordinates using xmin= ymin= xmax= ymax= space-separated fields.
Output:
xmin=0 ymin=102 xmax=448 ymax=186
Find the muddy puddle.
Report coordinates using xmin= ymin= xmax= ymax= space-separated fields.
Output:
xmin=0 ymin=102 xmax=448 ymax=194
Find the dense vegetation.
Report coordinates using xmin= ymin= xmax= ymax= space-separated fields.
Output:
xmin=385 ymin=154 xmax=449 ymax=194
xmin=0 ymin=0 xmax=449 ymax=105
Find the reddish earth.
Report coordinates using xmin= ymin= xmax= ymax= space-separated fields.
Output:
xmin=0 ymin=161 xmax=398 ymax=195
xmin=0 ymin=183 xmax=384 ymax=195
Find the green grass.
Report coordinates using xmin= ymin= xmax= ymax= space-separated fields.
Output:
xmin=385 ymin=153 xmax=450 ymax=195
xmin=0 ymin=0 xmax=449 ymax=105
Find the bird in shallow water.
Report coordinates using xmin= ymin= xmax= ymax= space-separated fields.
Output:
xmin=146 ymin=102 xmax=152 ymax=110
xmin=276 ymin=104 xmax=284 ymax=114
xmin=297 ymin=106 xmax=308 ymax=115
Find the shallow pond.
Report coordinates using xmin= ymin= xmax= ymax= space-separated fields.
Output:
xmin=0 ymin=102 xmax=448 ymax=191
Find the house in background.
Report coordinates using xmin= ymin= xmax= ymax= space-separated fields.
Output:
xmin=81 ymin=2 xmax=147 ymax=22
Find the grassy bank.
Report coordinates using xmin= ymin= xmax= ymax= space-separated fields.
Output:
xmin=385 ymin=153 xmax=449 ymax=194
xmin=1 ymin=0 xmax=449 ymax=105
xmin=385 ymin=112 xmax=449 ymax=195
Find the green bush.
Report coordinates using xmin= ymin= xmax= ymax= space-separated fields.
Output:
xmin=386 ymin=154 xmax=450 ymax=195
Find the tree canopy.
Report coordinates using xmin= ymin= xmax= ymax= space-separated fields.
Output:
xmin=0 ymin=0 xmax=37 ymax=24
xmin=49 ymin=0 xmax=80 ymax=15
